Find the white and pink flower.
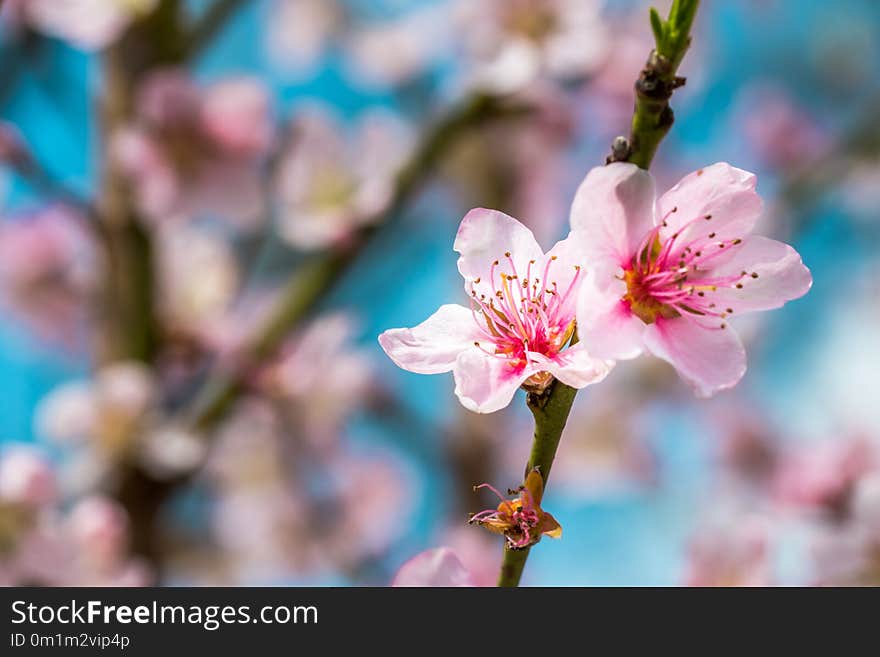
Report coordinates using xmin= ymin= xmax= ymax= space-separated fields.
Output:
xmin=392 ymin=547 xmax=476 ymax=587
xmin=113 ymin=70 xmax=273 ymax=229
xmin=455 ymin=0 xmax=609 ymax=93
xmin=25 ymin=0 xmax=157 ymax=51
xmin=572 ymin=162 xmax=812 ymax=397
xmin=274 ymin=107 xmax=411 ymax=250
xmin=380 ymin=209 xmax=611 ymax=413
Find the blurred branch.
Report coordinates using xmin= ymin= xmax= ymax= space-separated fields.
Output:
xmin=186 ymin=93 xmax=534 ymax=433
xmin=182 ymin=0 xmax=249 ymax=61
xmin=95 ymin=46 xmax=159 ymax=365
xmin=608 ymin=0 xmax=700 ymax=170
xmin=781 ymin=96 xmax=880 ymax=216
xmin=497 ymin=1 xmax=702 ymax=588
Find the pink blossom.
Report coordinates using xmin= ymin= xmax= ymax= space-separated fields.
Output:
xmin=736 ymin=83 xmax=831 ymax=171
xmin=0 ymin=446 xmax=57 ymax=508
xmin=572 ymin=163 xmax=812 ymax=397
xmin=0 ymin=206 xmax=94 ymax=340
xmin=344 ymin=5 xmax=451 ymax=89
xmin=455 ymin=0 xmax=609 ymax=93
xmin=156 ymin=225 xmax=240 ymax=336
xmin=113 ymin=70 xmax=273 ymax=229
xmin=25 ymin=0 xmax=157 ymax=51
xmin=35 ymin=362 xmax=156 ymax=455
xmin=392 ymin=547 xmax=476 ymax=587
xmin=262 ymin=313 xmax=375 ymax=448
xmin=774 ymin=438 xmax=877 ymax=513
xmin=380 ymin=209 xmax=610 ymax=413
xmin=274 ymin=107 xmax=412 ymax=250
xmin=266 ymin=0 xmax=343 ymax=79
xmin=685 ymin=515 xmax=771 ymax=586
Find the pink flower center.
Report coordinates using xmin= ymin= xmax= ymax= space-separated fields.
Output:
xmin=623 ymin=208 xmax=759 ymax=328
xmin=469 ymin=483 xmax=542 ymax=549
xmin=467 ymin=252 xmax=580 ymax=386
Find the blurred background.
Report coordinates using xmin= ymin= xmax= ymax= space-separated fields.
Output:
xmin=0 ymin=0 xmax=878 ymax=586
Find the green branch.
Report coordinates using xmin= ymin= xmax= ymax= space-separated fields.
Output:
xmin=610 ymin=0 xmax=701 ymax=170
xmin=497 ymin=0 xmax=701 ymax=588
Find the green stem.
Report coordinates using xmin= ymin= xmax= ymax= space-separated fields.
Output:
xmin=496 ymin=379 xmax=578 ymax=587
xmin=498 ymin=0 xmax=701 ymax=588
xmin=612 ymin=0 xmax=700 ymax=170
xmin=186 ymin=93 xmax=533 ymax=432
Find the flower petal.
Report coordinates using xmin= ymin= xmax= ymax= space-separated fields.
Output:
xmin=524 ymin=468 xmax=544 ymax=504
xmin=454 ymin=208 xmax=543 ymax=292
xmin=391 ymin=547 xmax=475 ymax=587
xmin=576 ymin=272 xmax=646 ymax=360
xmin=378 ymin=304 xmax=480 ymax=374
xmin=643 ymin=318 xmax=746 ymax=398
xmin=657 ymin=163 xmax=763 ymax=245
xmin=539 ymin=512 xmax=563 ymax=539
xmin=452 ymin=350 xmax=533 ymax=413
xmin=540 ymin=343 xmax=613 ymax=389
xmin=569 ymin=162 xmax=656 ymax=267
xmin=542 ymin=233 xmax=589 ymax=319
xmin=706 ymin=236 xmax=812 ymax=314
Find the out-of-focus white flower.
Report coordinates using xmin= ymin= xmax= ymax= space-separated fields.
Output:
xmin=0 ymin=446 xmax=57 ymax=508
xmin=455 ymin=0 xmax=609 ymax=94
xmin=263 ymin=313 xmax=374 ymax=448
xmin=156 ymin=226 xmax=239 ymax=335
xmin=113 ymin=70 xmax=273 ymax=229
xmin=266 ymin=0 xmax=344 ymax=79
xmin=25 ymin=0 xmax=158 ymax=51
xmin=0 ymin=451 xmax=149 ymax=586
xmin=274 ymin=107 xmax=413 ymax=250
xmin=685 ymin=514 xmax=771 ymax=586
xmin=344 ymin=4 xmax=451 ymax=88
xmin=138 ymin=425 xmax=206 ymax=479
xmin=35 ymin=362 xmax=156 ymax=456
xmin=0 ymin=206 xmax=94 ymax=340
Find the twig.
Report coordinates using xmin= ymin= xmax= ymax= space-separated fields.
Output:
xmin=182 ymin=0 xmax=250 ymax=61
xmin=607 ymin=0 xmax=700 ymax=169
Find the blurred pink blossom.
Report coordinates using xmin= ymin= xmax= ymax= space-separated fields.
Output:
xmin=573 ymin=163 xmax=812 ymax=397
xmin=736 ymin=83 xmax=831 ymax=171
xmin=437 ymin=525 xmax=501 ymax=587
xmin=455 ymin=0 xmax=609 ymax=93
xmin=113 ymin=70 xmax=273 ymax=229
xmin=0 ymin=446 xmax=57 ymax=508
xmin=380 ymin=208 xmax=611 ymax=413
xmin=774 ymin=438 xmax=877 ymax=513
xmin=0 ymin=450 xmax=148 ymax=586
xmin=685 ymin=515 xmax=771 ymax=586
xmin=156 ymin=225 xmax=240 ymax=336
xmin=344 ymin=5 xmax=451 ymax=88
xmin=35 ymin=362 xmax=156 ymax=456
xmin=266 ymin=0 xmax=344 ymax=79
xmin=392 ymin=547 xmax=476 ymax=587
xmin=0 ymin=206 xmax=94 ymax=340
xmin=25 ymin=0 xmax=158 ymax=51
xmin=262 ymin=313 xmax=375 ymax=448
xmin=274 ymin=107 xmax=412 ymax=250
